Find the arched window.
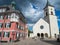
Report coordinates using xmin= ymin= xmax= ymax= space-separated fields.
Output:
xmin=45 ymin=33 xmax=48 ymax=38
xmin=54 ymin=34 xmax=56 ymax=38
xmin=51 ymin=11 xmax=53 ymax=15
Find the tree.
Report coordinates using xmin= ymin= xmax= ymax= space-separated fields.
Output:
xmin=28 ymin=30 xmax=33 ymax=37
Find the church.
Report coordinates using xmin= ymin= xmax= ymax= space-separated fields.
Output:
xmin=30 ymin=0 xmax=59 ymax=38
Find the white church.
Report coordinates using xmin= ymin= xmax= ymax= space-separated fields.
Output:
xmin=30 ymin=0 xmax=59 ymax=38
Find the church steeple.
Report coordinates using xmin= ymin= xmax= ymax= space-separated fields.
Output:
xmin=44 ymin=0 xmax=55 ymax=17
xmin=44 ymin=0 xmax=54 ymax=9
xmin=11 ymin=0 xmax=16 ymax=10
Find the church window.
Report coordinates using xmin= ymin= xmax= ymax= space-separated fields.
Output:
xmin=46 ymin=12 xmax=48 ymax=16
xmin=51 ymin=11 xmax=53 ymax=15
xmin=40 ymin=25 xmax=44 ymax=29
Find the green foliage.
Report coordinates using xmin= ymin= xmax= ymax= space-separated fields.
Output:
xmin=28 ymin=30 xmax=33 ymax=37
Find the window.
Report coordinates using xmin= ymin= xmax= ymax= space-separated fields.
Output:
xmin=20 ymin=33 xmax=23 ymax=37
xmin=6 ymin=15 xmax=11 ymax=19
xmin=0 ymin=9 xmax=6 ymax=12
xmin=21 ymin=26 xmax=24 ymax=30
xmin=16 ymin=23 xmax=21 ymax=29
xmin=17 ymin=25 xmax=20 ymax=29
xmin=2 ymin=9 xmax=6 ymax=12
xmin=17 ymin=25 xmax=22 ymax=30
xmin=3 ymin=32 xmax=10 ymax=37
xmin=0 ymin=15 xmax=4 ymax=19
xmin=46 ymin=12 xmax=48 ymax=16
xmin=51 ymin=11 xmax=53 ymax=15
xmin=0 ymin=23 xmax=3 ymax=28
xmin=0 ymin=32 xmax=1 ymax=37
xmin=40 ymin=25 xmax=44 ymax=29
xmin=5 ymin=23 xmax=11 ymax=28
xmin=11 ymin=13 xmax=16 ymax=18
xmin=16 ymin=32 xmax=20 ymax=38
xmin=0 ymin=9 xmax=2 ymax=12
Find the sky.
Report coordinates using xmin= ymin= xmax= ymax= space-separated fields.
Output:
xmin=0 ymin=0 xmax=60 ymax=31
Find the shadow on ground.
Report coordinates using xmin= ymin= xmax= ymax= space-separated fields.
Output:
xmin=40 ymin=39 xmax=60 ymax=45
xmin=0 ymin=40 xmax=20 ymax=43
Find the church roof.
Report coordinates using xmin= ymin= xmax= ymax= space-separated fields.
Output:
xmin=44 ymin=0 xmax=54 ymax=9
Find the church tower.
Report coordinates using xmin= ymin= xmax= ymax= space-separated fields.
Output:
xmin=44 ymin=0 xmax=59 ymax=38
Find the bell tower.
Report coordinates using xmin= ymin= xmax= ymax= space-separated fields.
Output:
xmin=44 ymin=0 xmax=55 ymax=17
xmin=44 ymin=0 xmax=59 ymax=38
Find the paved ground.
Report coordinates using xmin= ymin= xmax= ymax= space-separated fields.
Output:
xmin=0 ymin=38 xmax=60 ymax=45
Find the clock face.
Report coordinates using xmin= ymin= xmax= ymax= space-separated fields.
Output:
xmin=40 ymin=25 xmax=44 ymax=29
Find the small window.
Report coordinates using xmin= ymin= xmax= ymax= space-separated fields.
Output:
xmin=16 ymin=23 xmax=21 ymax=30
xmin=11 ymin=13 xmax=16 ymax=18
xmin=6 ymin=15 xmax=11 ymax=19
xmin=51 ymin=11 xmax=53 ymax=15
xmin=0 ymin=32 xmax=1 ymax=37
xmin=3 ymin=32 xmax=10 ymax=37
xmin=20 ymin=33 xmax=23 ymax=37
xmin=16 ymin=32 xmax=20 ymax=38
xmin=21 ymin=26 xmax=24 ymax=30
xmin=0 ymin=15 xmax=4 ymax=19
xmin=16 ymin=23 xmax=19 ymax=29
xmin=5 ymin=23 xmax=11 ymax=28
xmin=0 ymin=23 xmax=3 ymax=28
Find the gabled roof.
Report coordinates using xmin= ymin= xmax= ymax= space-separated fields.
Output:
xmin=34 ymin=18 xmax=49 ymax=27
xmin=44 ymin=0 xmax=54 ymax=9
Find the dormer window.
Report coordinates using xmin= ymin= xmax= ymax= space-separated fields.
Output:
xmin=0 ymin=9 xmax=6 ymax=12
xmin=11 ymin=13 xmax=19 ymax=19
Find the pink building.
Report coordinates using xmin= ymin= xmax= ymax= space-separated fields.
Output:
xmin=0 ymin=1 xmax=28 ymax=42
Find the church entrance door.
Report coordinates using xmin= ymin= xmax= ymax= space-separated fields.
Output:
xmin=41 ymin=33 xmax=44 ymax=38
xmin=45 ymin=33 xmax=48 ymax=38
xmin=37 ymin=33 xmax=40 ymax=37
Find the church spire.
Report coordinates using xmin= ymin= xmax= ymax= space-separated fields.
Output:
xmin=11 ymin=0 xmax=16 ymax=10
xmin=46 ymin=0 xmax=53 ymax=6
xmin=44 ymin=0 xmax=54 ymax=9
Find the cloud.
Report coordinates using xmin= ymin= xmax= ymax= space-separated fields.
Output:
xmin=0 ymin=0 xmax=60 ymax=23
xmin=58 ymin=19 xmax=60 ymax=21
xmin=27 ymin=24 xmax=34 ymax=27
xmin=49 ymin=0 xmax=60 ymax=10
xmin=4 ymin=0 xmax=60 ymax=23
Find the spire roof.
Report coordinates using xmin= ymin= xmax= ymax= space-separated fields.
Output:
xmin=44 ymin=0 xmax=54 ymax=9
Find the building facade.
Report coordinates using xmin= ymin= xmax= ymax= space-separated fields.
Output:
xmin=30 ymin=0 xmax=59 ymax=38
xmin=0 ymin=1 xmax=28 ymax=42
